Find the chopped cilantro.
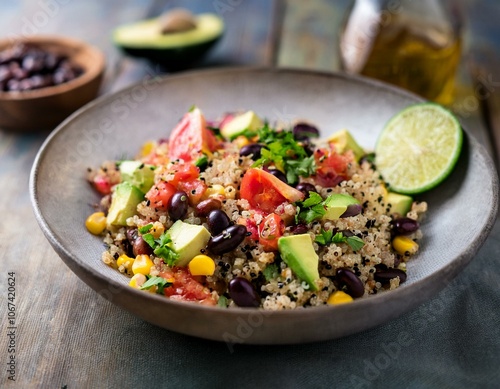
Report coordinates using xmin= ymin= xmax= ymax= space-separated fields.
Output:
xmin=195 ymin=155 xmax=208 ymax=170
xmin=140 ymin=276 xmax=172 ymax=294
xmin=142 ymin=231 xmax=180 ymax=266
xmin=263 ymin=263 xmax=279 ymax=282
xmin=296 ymin=192 xmax=326 ymax=224
xmin=318 ymin=230 xmax=365 ymax=251
xmin=217 ymin=295 xmax=228 ymax=308
xmin=302 ymin=192 xmax=323 ymax=207
xmin=251 ymin=124 xmax=316 ymax=185
xmin=138 ymin=224 xmax=153 ymax=234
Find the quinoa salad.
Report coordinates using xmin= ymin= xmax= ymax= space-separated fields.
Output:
xmin=85 ymin=107 xmax=427 ymax=310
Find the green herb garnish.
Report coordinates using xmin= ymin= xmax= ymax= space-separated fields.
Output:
xmin=143 ymin=231 xmax=180 ymax=266
xmin=263 ymin=263 xmax=279 ymax=282
xmin=195 ymin=154 xmax=209 ymax=170
xmin=138 ymin=223 xmax=153 ymax=234
xmin=217 ymin=295 xmax=228 ymax=308
xmin=140 ymin=276 xmax=173 ymax=294
xmin=296 ymin=192 xmax=327 ymax=224
xmin=315 ymin=230 xmax=365 ymax=252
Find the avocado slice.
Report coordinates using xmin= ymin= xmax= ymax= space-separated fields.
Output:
xmin=107 ymin=182 xmax=144 ymax=226
xmin=168 ymin=220 xmax=211 ymax=267
xmin=278 ymin=234 xmax=320 ymax=291
xmin=119 ymin=161 xmax=155 ymax=194
xmin=113 ymin=13 xmax=224 ymax=68
xmin=328 ymin=129 xmax=365 ymax=161
xmin=221 ymin=111 xmax=263 ymax=140
xmin=386 ymin=192 xmax=413 ymax=216
xmin=322 ymin=193 xmax=360 ymax=221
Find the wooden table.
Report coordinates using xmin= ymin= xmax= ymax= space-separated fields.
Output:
xmin=1 ymin=1 xmax=499 ymax=387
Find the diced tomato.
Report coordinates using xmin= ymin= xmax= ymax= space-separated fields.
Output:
xmin=160 ymin=267 xmax=216 ymax=305
xmin=167 ymin=163 xmax=200 ymax=187
xmin=168 ymin=108 xmax=219 ymax=162
xmin=177 ymin=179 xmax=207 ymax=205
xmin=237 ymin=216 xmax=259 ymax=241
xmin=145 ymin=181 xmax=176 ymax=211
xmin=313 ymin=148 xmax=353 ymax=187
xmin=92 ymin=175 xmax=112 ymax=195
xmin=258 ymin=213 xmax=284 ymax=251
xmin=240 ymin=168 xmax=304 ymax=213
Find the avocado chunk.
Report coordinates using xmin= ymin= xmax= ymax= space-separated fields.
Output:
xmin=322 ymin=193 xmax=360 ymax=221
xmin=168 ymin=220 xmax=211 ymax=267
xmin=107 ymin=182 xmax=144 ymax=226
xmin=278 ymin=234 xmax=320 ymax=291
xmin=328 ymin=129 xmax=365 ymax=161
xmin=119 ymin=161 xmax=155 ymax=194
xmin=221 ymin=111 xmax=263 ymax=139
xmin=113 ymin=13 xmax=224 ymax=68
xmin=386 ymin=192 xmax=413 ymax=216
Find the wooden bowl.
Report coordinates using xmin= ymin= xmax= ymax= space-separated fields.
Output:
xmin=0 ymin=35 xmax=105 ymax=131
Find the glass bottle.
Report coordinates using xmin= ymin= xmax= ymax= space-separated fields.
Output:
xmin=340 ymin=0 xmax=462 ymax=105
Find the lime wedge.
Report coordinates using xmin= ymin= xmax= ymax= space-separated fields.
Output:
xmin=375 ymin=103 xmax=463 ymax=194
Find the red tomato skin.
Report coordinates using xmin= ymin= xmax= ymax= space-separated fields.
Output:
xmin=240 ymin=169 xmax=304 ymax=213
xmin=313 ymin=149 xmax=353 ymax=187
xmin=177 ymin=179 xmax=207 ymax=205
xmin=160 ymin=268 xmax=215 ymax=305
xmin=258 ymin=213 xmax=285 ymax=251
xmin=145 ymin=181 xmax=176 ymax=211
xmin=167 ymin=163 xmax=200 ymax=187
xmin=93 ymin=175 xmax=112 ymax=195
xmin=237 ymin=216 xmax=259 ymax=241
xmin=168 ymin=108 xmax=219 ymax=162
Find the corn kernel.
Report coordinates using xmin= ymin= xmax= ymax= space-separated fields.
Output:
xmin=149 ymin=222 xmax=165 ymax=239
xmin=327 ymin=290 xmax=354 ymax=305
xmin=129 ymin=273 xmax=146 ymax=289
xmin=117 ymin=254 xmax=134 ymax=273
xmin=234 ymin=135 xmax=250 ymax=148
xmin=132 ymin=254 xmax=154 ymax=275
xmin=392 ymin=236 xmax=419 ymax=256
xmin=85 ymin=212 xmax=107 ymax=235
xmin=204 ymin=184 xmax=225 ymax=199
xmin=188 ymin=255 xmax=216 ymax=276
xmin=140 ymin=141 xmax=155 ymax=157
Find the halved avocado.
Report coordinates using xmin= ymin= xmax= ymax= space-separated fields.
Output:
xmin=113 ymin=13 xmax=224 ymax=68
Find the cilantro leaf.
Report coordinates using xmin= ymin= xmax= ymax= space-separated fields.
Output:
xmin=346 ymin=236 xmax=365 ymax=251
xmin=141 ymin=231 xmax=180 ymax=266
xmin=217 ymin=295 xmax=228 ymax=308
xmin=142 ymin=233 xmax=156 ymax=248
xmin=263 ymin=263 xmax=279 ymax=282
xmin=298 ymin=205 xmax=326 ymax=224
xmin=331 ymin=232 xmax=345 ymax=244
xmin=195 ymin=155 xmax=208 ymax=169
xmin=302 ymin=192 xmax=323 ymax=207
xmin=315 ymin=229 xmax=333 ymax=246
xmin=140 ymin=276 xmax=172 ymax=294
xmin=138 ymin=224 xmax=153 ymax=234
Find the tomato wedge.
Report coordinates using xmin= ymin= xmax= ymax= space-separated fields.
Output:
xmin=145 ymin=181 xmax=176 ymax=211
xmin=258 ymin=213 xmax=285 ymax=251
xmin=240 ymin=168 xmax=304 ymax=213
xmin=168 ymin=108 xmax=219 ymax=162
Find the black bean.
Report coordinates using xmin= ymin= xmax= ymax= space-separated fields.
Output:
xmin=208 ymin=225 xmax=247 ymax=255
xmin=392 ymin=217 xmax=420 ymax=236
xmin=267 ymin=168 xmax=287 ymax=184
xmin=207 ymin=209 xmax=231 ymax=235
xmin=292 ymin=122 xmax=320 ymax=141
xmin=295 ymin=182 xmax=317 ymax=198
xmin=133 ymin=236 xmax=154 ymax=256
xmin=239 ymin=143 xmax=266 ymax=160
xmin=336 ymin=268 xmax=364 ymax=298
xmin=195 ymin=198 xmax=222 ymax=217
xmin=340 ymin=203 xmax=363 ymax=218
xmin=291 ymin=224 xmax=308 ymax=235
xmin=228 ymin=277 xmax=260 ymax=307
xmin=374 ymin=268 xmax=407 ymax=284
xmin=168 ymin=191 xmax=189 ymax=221
xmin=126 ymin=228 xmax=139 ymax=244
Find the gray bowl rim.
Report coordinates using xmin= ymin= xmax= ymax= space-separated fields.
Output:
xmin=30 ymin=67 xmax=499 ymax=329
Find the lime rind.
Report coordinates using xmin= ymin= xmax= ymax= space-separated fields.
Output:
xmin=375 ymin=103 xmax=463 ymax=194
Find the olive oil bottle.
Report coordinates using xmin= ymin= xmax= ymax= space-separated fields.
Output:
xmin=340 ymin=0 xmax=462 ymax=105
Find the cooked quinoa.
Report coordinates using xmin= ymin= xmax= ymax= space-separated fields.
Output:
xmin=86 ymin=108 xmax=426 ymax=310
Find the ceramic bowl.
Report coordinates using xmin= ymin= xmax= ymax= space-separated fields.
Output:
xmin=30 ymin=68 xmax=499 ymax=344
xmin=0 ymin=35 xmax=105 ymax=131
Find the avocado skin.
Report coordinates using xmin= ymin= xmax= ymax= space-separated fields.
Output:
xmin=118 ymin=36 xmax=221 ymax=70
